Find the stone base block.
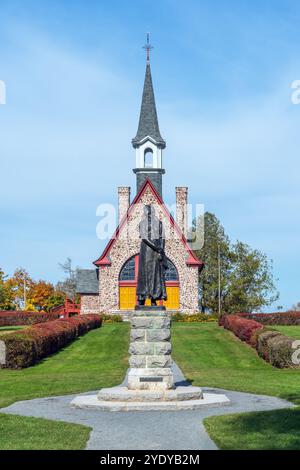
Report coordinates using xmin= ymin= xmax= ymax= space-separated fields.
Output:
xmin=129 ymin=355 xmax=172 ymax=368
xmin=129 ymin=341 xmax=171 ymax=356
xmin=70 ymin=392 xmax=230 ymax=412
xmin=127 ymin=367 xmax=174 ymax=391
xmin=130 ymin=329 xmax=171 ymax=342
xmin=97 ymin=386 xmax=203 ymax=402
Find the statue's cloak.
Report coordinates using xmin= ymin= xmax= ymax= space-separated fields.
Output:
xmin=136 ymin=214 xmax=167 ymax=301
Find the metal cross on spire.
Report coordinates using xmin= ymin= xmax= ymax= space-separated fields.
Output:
xmin=143 ymin=32 xmax=153 ymax=62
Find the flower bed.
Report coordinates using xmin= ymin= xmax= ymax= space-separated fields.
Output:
xmin=172 ymin=313 xmax=218 ymax=322
xmin=0 ymin=311 xmax=60 ymax=327
xmin=0 ymin=314 xmax=102 ymax=369
xmin=219 ymin=314 xmax=299 ymax=369
xmin=237 ymin=311 xmax=300 ymax=325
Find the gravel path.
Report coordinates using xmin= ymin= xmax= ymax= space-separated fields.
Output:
xmin=1 ymin=363 xmax=294 ymax=450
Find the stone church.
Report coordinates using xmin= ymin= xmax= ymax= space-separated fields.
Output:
xmin=76 ymin=50 xmax=203 ymax=315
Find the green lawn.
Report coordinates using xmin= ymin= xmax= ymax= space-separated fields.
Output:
xmin=0 ymin=413 xmax=91 ymax=450
xmin=171 ymin=322 xmax=300 ymax=404
xmin=0 ymin=326 xmax=25 ymax=330
xmin=272 ymin=325 xmax=300 ymax=339
xmin=0 ymin=323 xmax=130 ymax=408
xmin=172 ymin=322 xmax=300 ymax=450
xmin=203 ymin=408 xmax=300 ymax=450
xmin=0 ymin=326 xmax=26 ymax=334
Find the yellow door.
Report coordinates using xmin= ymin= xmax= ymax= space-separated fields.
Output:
xmin=119 ymin=286 xmax=180 ymax=310
xmin=119 ymin=287 xmax=136 ymax=310
xmin=163 ymin=287 xmax=180 ymax=310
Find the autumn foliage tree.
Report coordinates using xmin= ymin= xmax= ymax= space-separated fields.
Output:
xmin=0 ymin=267 xmax=65 ymax=312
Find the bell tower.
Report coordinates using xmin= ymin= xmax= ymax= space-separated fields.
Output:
xmin=132 ymin=34 xmax=166 ymax=197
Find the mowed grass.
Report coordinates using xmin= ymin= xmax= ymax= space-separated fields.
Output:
xmin=0 ymin=326 xmax=25 ymax=330
xmin=0 ymin=326 xmax=26 ymax=335
xmin=172 ymin=322 xmax=300 ymax=450
xmin=204 ymin=408 xmax=300 ymax=450
xmin=0 ymin=413 xmax=91 ymax=450
xmin=0 ymin=323 xmax=130 ymax=408
xmin=272 ymin=325 xmax=300 ymax=339
xmin=171 ymin=322 xmax=300 ymax=404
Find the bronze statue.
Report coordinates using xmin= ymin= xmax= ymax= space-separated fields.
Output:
xmin=136 ymin=205 xmax=167 ymax=307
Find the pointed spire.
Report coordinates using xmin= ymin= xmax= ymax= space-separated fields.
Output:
xmin=132 ymin=37 xmax=166 ymax=149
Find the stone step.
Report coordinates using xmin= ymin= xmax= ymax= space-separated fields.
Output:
xmin=97 ymin=386 xmax=203 ymax=402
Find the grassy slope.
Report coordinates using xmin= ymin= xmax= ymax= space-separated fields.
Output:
xmin=0 ymin=413 xmax=91 ymax=450
xmin=171 ymin=322 xmax=300 ymax=404
xmin=0 ymin=323 xmax=130 ymax=408
xmin=272 ymin=325 xmax=300 ymax=339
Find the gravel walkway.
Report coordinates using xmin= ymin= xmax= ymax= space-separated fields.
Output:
xmin=1 ymin=363 xmax=294 ymax=450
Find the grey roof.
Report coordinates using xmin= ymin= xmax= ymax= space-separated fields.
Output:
xmin=76 ymin=269 xmax=99 ymax=294
xmin=132 ymin=63 xmax=166 ymax=149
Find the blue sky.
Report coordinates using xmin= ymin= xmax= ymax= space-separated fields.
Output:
xmin=0 ymin=0 xmax=299 ymax=310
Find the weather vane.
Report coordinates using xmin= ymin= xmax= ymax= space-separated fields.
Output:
xmin=143 ymin=32 xmax=153 ymax=62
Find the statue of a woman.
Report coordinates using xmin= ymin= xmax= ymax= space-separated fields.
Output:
xmin=136 ymin=205 xmax=167 ymax=306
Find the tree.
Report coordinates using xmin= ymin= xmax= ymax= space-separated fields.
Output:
xmin=194 ymin=212 xmax=279 ymax=315
xmin=45 ymin=291 xmax=65 ymax=311
xmin=194 ymin=213 xmax=233 ymax=313
xmin=4 ymin=268 xmax=34 ymax=310
xmin=292 ymin=302 xmax=300 ymax=312
xmin=223 ymin=241 xmax=279 ymax=313
xmin=27 ymin=280 xmax=55 ymax=312
xmin=0 ymin=268 xmax=66 ymax=312
xmin=0 ymin=268 xmax=14 ymax=310
xmin=56 ymin=258 xmax=78 ymax=300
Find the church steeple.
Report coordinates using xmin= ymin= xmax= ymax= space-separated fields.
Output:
xmin=132 ymin=34 xmax=166 ymax=197
xmin=132 ymin=62 xmax=166 ymax=149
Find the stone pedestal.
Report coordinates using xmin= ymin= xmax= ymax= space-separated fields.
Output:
xmin=70 ymin=308 xmax=230 ymax=411
xmin=127 ymin=311 xmax=174 ymax=391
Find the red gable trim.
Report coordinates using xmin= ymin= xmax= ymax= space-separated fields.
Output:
xmin=94 ymin=178 xmax=203 ymax=268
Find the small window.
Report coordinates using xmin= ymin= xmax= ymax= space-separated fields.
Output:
xmin=165 ymin=259 xmax=179 ymax=281
xmin=144 ymin=148 xmax=153 ymax=168
xmin=119 ymin=257 xmax=136 ymax=281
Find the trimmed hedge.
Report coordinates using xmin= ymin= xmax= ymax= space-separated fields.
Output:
xmin=219 ymin=314 xmax=263 ymax=345
xmin=0 ymin=311 xmax=60 ymax=327
xmin=0 ymin=314 xmax=102 ymax=369
xmin=237 ymin=311 xmax=300 ymax=326
xmin=219 ymin=314 xmax=300 ymax=369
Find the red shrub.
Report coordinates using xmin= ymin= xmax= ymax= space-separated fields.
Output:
xmin=220 ymin=314 xmax=263 ymax=345
xmin=0 ymin=314 xmax=102 ymax=369
xmin=219 ymin=314 xmax=300 ymax=369
xmin=0 ymin=311 xmax=60 ymax=327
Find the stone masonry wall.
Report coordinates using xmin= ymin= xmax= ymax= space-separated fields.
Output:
xmin=176 ymin=187 xmax=188 ymax=237
xmin=118 ymin=187 xmax=131 ymax=223
xmin=98 ymin=185 xmax=199 ymax=314
xmin=80 ymin=294 xmax=99 ymax=315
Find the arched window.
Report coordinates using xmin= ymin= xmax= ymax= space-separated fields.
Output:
xmin=119 ymin=256 xmax=178 ymax=282
xmin=119 ymin=256 xmax=136 ymax=281
xmin=144 ymin=148 xmax=153 ymax=168
xmin=164 ymin=259 xmax=179 ymax=281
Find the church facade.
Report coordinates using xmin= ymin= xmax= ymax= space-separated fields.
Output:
xmin=76 ymin=52 xmax=203 ymax=315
